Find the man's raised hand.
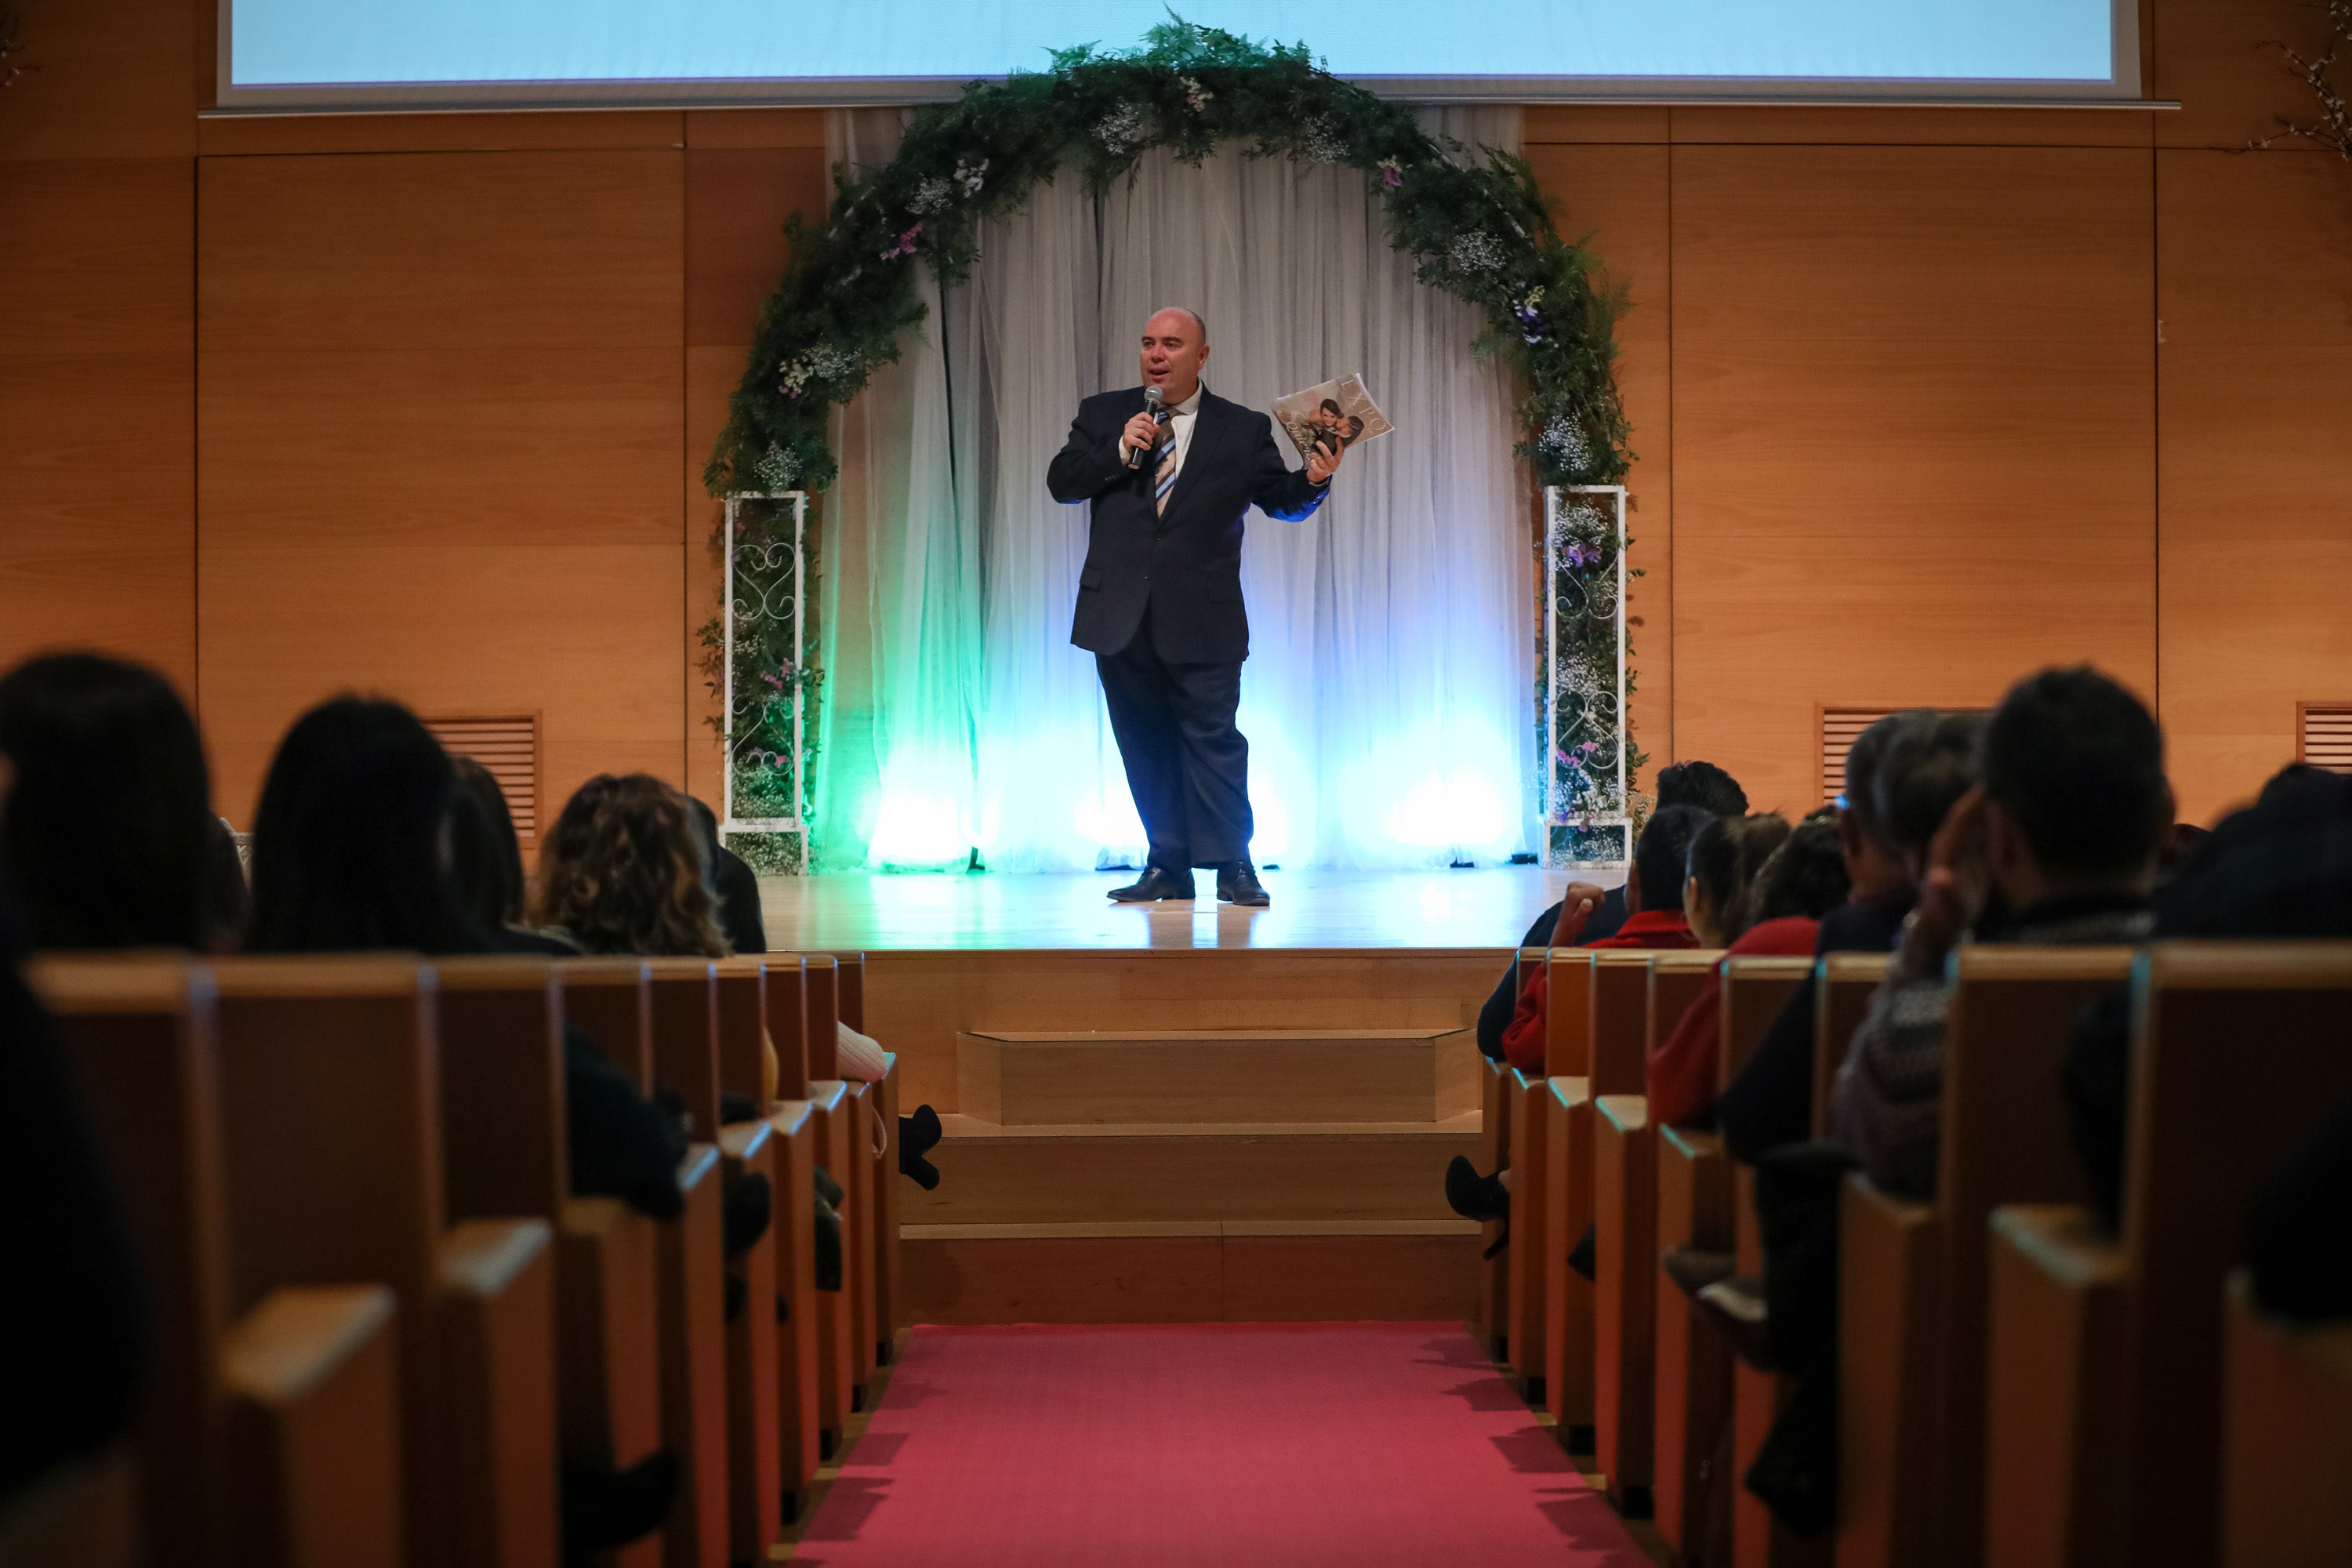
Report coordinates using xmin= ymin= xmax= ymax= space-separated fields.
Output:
xmin=1306 ymin=440 xmax=1344 ymax=485
xmin=1122 ymin=411 xmax=1161 ymax=459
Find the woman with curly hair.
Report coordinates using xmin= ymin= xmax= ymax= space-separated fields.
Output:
xmin=535 ymin=774 xmax=730 ymax=960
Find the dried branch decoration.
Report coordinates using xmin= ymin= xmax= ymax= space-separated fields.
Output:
xmin=0 ymin=9 xmax=30 ymax=93
xmin=2253 ymin=0 xmax=2352 ymax=157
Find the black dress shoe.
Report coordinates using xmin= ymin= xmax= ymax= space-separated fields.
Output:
xmin=1216 ymin=860 xmax=1270 ymax=906
xmin=1109 ymin=865 xmax=1194 ymax=902
xmin=1444 ymin=1155 xmax=1509 ymax=1223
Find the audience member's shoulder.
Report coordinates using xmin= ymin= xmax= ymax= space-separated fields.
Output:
xmin=1817 ymin=895 xmax=1909 ymax=953
xmin=488 ymin=925 xmax=588 ymax=958
xmin=1731 ymin=915 xmax=1820 ymax=956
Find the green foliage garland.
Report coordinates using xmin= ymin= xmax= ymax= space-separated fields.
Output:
xmin=705 ymin=20 xmax=1635 ymax=861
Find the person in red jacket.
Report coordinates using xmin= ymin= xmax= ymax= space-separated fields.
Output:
xmin=1646 ymin=813 xmax=1851 ymax=1128
xmin=1496 ymin=804 xmax=1713 ymax=1073
xmin=1449 ymin=804 xmax=1713 ymax=1221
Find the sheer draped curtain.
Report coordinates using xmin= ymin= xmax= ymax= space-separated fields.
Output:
xmin=818 ymin=107 xmax=1531 ymax=873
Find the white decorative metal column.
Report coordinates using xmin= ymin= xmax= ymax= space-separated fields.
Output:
xmin=720 ymin=490 xmax=811 ymax=874
xmin=1541 ymin=484 xmax=1631 ymax=868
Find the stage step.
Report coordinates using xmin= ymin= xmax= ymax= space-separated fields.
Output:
xmin=902 ymin=1220 xmax=1481 ymax=1323
xmin=905 ymin=1112 xmax=1479 ymax=1225
xmin=956 ymin=1027 xmax=1479 ymax=1125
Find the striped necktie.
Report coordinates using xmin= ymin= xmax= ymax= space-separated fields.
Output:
xmin=1153 ymin=434 xmax=1178 ymax=516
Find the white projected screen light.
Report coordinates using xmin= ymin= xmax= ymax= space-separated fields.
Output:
xmin=220 ymin=1 xmax=2141 ymax=109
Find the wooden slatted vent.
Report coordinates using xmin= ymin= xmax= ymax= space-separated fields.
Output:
xmin=1819 ymin=704 xmax=1988 ymax=806
xmin=2302 ymin=703 xmax=2352 ymax=775
xmin=425 ymin=714 xmax=540 ymax=838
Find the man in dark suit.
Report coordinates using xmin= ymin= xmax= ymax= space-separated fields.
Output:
xmin=1047 ymin=307 xmax=1344 ymax=906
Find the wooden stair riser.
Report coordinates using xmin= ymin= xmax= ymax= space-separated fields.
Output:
xmin=957 ymin=1029 xmax=1478 ymax=1126
xmin=904 ymin=1230 xmax=1479 ymax=1323
xmin=909 ymin=1127 xmax=1479 ymax=1225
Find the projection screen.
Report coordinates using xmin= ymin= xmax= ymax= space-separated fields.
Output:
xmin=218 ymin=0 xmax=2144 ymax=110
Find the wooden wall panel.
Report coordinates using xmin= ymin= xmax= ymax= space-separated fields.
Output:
xmin=1525 ymin=143 xmax=1673 ymax=786
xmin=0 ymin=0 xmax=197 ymax=161
xmin=2154 ymin=150 xmax=2352 ymax=822
xmin=1669 ymin=146 xmax=2156 ymax=811
xmin=194 ymin=147 xmax=687 ymax=824
xmin=198 ymin=543 xmax=683 ymax=825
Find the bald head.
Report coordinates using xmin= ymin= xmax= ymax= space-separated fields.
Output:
xmin=1139 ymin=307 xmax=1210 ymax=403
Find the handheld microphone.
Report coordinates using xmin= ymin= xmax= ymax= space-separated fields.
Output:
xmin=1125 ymin=384 xmax=1166 ymax=469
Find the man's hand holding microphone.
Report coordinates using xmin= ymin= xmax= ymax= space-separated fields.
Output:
xmin=1121 ymin=385 xmax=1167 ymax=467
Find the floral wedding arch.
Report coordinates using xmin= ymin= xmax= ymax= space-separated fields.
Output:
xmin=703 ymin=21 xmax=1639 ymax=866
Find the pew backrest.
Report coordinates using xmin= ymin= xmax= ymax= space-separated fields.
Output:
xmin=804 ymin=955 xmax=840 ymax=1080
xmin=647 ymin=957 xmax=721 ymax=1139
xmin=831 ymin=952 xmax=867 ymax=1034
xmin=761 ymin=955 xmax=811 ymax=1101
xmin=1815 ymin=952 xmax=1891 ymax=1134
xmin=1544 ymin=948 xmax=1593 ymax=1076
xmin=1719 ymin=956 xmax=1813 ymax=1088
xmin=433 ymin=957 xmax=568 ymax=1223
xmin=560 ymin=958 xmax=654 ymax=1092
xmin=1646 ymin=951 xmax=1722 ymax=1089
xmin=2116 ymin=941 xmax=2352 ymax=1566
xmin=1589 ymin=952 xmax=1653 ymax=1095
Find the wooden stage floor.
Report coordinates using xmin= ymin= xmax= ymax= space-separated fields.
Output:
xmin=756 ymin=866 xmax=1605 ymax=952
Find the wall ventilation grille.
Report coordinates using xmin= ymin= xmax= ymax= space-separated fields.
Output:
xmin=425 ymin=714 xmax=541 ymax=837
xmin=2301 ymin=703 xmax=2352 ymax=775
xmin=1818 ymin=705 xmax=1990 ymax=805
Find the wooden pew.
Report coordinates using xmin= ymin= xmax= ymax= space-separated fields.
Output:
xmin=2220 ymin=1272 xmax=2352 ymax=1568
xmin=829 ymin=951 xmax=903 ymax=1369
xmin=1480 ymin=949 xmax=1541 ymax=1362
xmin=207 ymin=956 xmax=557 ymax=1568
xmin=646 ymin=958 xmax=764 ymax=1568
xmin=0 ymin=1449 xmax=141 ymax=1568
xmin=1591 ymin=950 xmax=1715 ymax=1513
xmin=800 ymin=954 xmax=861 ymax=1443
xmin=1834 ymin=946 xmax=2132 ymax=1568
xmin=1984 ymin=942 xmax=2352 ymax=1568
xmin=753 ymin=949 xmax=837 ymax=1514
xmin=1502 ymin=946 xmax=1565 ymax=1396
xmin=1715 ymin=955 xmax=1817 ymax=1568
xmin=32 ymin=958 xmax=405 ymax=1568
xmin=1653 ymin=1118 xmax=1734 ymax=1564
xmin=434 ymin=957 xmax=665 ymax=1568
xmin=1537 ymin=949 xmax=1595 ymax=1432
xmin=1813 ymin=953 xmax=1889 ymax=1136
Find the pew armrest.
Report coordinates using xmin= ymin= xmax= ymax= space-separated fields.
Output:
xmin=1837 ymin=1175 xmax=1942 ymax=1565
xmin=435 ymin=1218 xmax=560 ymax=1568
xmin=554 ymin=1198 xmax=664 ymax=1466
xmin=2222 ymin=1271 xmax=2352 ymax=1566
xmin=1984 ymin=1204 xmax=2125 ymax=1568
xmin=220 ymin=1285 xmax=406 ymax=1568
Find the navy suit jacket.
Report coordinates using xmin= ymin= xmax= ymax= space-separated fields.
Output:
xmin=1047 ymin=385 xmax=1329 ymax=664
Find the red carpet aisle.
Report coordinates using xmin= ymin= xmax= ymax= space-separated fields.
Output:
xmin=793 ymin=1323 xmax=1651 ymax=1566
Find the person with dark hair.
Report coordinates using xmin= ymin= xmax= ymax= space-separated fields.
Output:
xmin=446 ymin=756 xmax=537 ymax=939
xmin=0 ymin=652 xmax=226 ymax=952
xmin=2244 ymin=1079 xmax=2352 ymax=1321
xmin=1475 ymin=760 xmax=1750 ymax=1058
xmin=1716 ymin=711 xmax=1956 ymax=1163
xmin=536 ymin=775 xmax=729 ymax=961
xmin=0 ymin=876 xmax=152 ymax=1510
xmin=1646 ymin=815 xmax=1851 ymax=1131
xmin=2064 ymin=762 xmax=2352 ymax=1232
xmin=202 ymin=816 xmax=249 ymax=953
xmin=245 ymin=697 xmax=690 ymax=1561
xmin=684 ymin=796 xmax=767 ymax=957
xmin=1835 ymin=668 xmax=2167 ymax=1199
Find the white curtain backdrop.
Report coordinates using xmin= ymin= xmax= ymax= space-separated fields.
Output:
xmin=820 ymin=107 xmax=1532 ymax=873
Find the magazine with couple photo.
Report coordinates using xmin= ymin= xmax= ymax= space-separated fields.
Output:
xmin=1272 ymin=373 xmax=1394 ymax=466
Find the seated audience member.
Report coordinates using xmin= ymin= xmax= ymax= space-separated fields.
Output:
xmin=1834 ymin=668 xmax=2166 ymax=1200
xmin=536 ymin=774 xmax=731 ymax=963
xmin=1715 ymin=710 xmax=1975 ymax=1163
xmin=2064 ymin=762 xmax=2352 ymax=1232
xmin=1475 ymin=760 xmax=1748 ymax=1059
xmin=203 ymin=817 xmax=249 ymax=951
xmin=1647 ymin=813 xmax=1851 ymax=1129
xmin=446 ymin=755 xmax=580 ymax=954
xmin=686 ymin=795 xmax=768 ymax=956
xmin=245 ymin=698 xmax=688 ymax=1560
xmin=1497 ymin=803 xmax=1711 ymax=1072
xmin=0 ymin=652 xmax=234 ymax=951
xmin=1446 ymin=805 xmax=1712 ymax=1224
xmin=2245 ymin=1079 xmax=2352 ymax=1321
xmin=0 ymin=884 xmax=152 ymax=1508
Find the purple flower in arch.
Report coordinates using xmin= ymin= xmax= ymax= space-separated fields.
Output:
xmin=1377 ymin=157 xmax=1403 ymax=189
